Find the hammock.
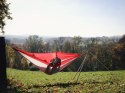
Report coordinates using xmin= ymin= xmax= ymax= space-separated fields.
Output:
xmin=13 ymin=47 xmax=80 ymax=75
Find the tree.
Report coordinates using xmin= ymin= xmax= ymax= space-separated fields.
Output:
xmin=113 ymin=35 xmax=125 ymax=69
xmin=0 ymin=0 xmax=12 ymax=92
xmin=71 ymin=36 xmax=82 ymax=53
xmin=51 ymin=39 xmax=60 ymax=51
xmin=20 ymin=58 xmax=29 ymax=70
xmin=6 ymin=45 xmax=16 ymax=68
xmin=0 ymin=0 xmax=12 ymax=34
xmin=0 ymin=37 xmax=7 ymax=91
xmin=23 ymin=35 xmax=44 ymax=68
xmin=43 ymin=42 xmax=51 ymax=52
xmin=65 ymin=36 xmax=83 ymax=71
xmin=63 ymin=41 xmax=71 ymax=52
xmin=23 ymin=35 xmax=44 ymax=52
xmin=57 ymin=37 xmax=65 ymax=51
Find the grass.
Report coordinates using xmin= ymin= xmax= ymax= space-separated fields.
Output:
xmin=7 ymin=68 xmax=125 ymax=93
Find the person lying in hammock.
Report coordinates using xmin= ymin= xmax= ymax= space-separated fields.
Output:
xmin=50 ymin=56 xmax=61 ymax=67
xmin=45 ymin=56 xmax=61 ymax=74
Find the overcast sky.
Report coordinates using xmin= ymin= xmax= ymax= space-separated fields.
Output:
xmin=4 ymin=0 xmax=125 ymax=37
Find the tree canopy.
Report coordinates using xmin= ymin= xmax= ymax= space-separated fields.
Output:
xmin=0 ymin=0 xmax=12 ymax=34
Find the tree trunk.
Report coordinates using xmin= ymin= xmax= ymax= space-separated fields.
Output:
xmin=0 ymin=37 xmax=7 ymax=92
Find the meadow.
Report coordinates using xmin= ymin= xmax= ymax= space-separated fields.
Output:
xmin=7 ymin=68 xmax=125 ymax=93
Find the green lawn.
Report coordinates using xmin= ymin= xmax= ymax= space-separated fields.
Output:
xmin=7 ymin=68 xmax=125 ymax=93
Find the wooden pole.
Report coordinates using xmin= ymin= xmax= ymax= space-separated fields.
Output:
xmin=0 ymin=36 xmax=7 ymax=92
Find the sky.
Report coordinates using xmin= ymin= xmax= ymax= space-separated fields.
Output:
xmin=4 ymin=0 xmax=125 ymax=37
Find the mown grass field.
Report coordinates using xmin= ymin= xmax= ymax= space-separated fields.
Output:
xmin=7 ymin=68 xmax=125 ymax=93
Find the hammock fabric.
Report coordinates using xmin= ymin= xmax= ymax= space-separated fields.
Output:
xmin=13 ymin=47 xmax=80 ymax=75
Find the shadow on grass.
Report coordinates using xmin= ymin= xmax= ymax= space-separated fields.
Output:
xmin=32 ymin=82 xmax=80 ymax=88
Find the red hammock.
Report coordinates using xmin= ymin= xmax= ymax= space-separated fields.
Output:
xmin=13 ymin=47 xmax=80 ymax=75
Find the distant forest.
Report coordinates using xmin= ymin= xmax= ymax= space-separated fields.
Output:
xmin=5 ymin=35 xmax=125 ymax=71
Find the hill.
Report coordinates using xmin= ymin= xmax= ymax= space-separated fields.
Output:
xmin=5 ymin=35 xmax=122 ymax=45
